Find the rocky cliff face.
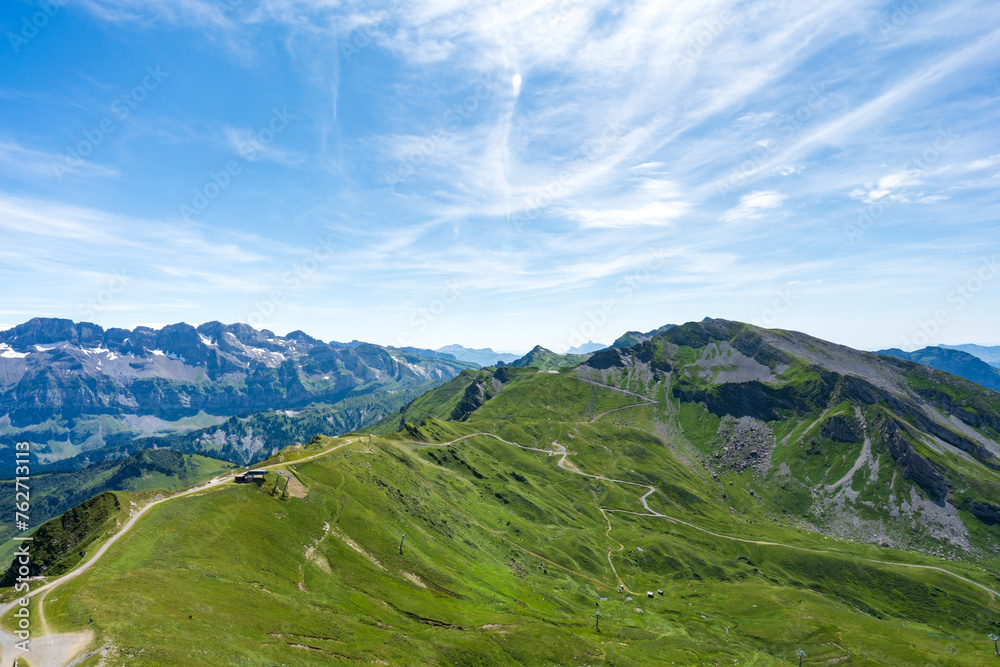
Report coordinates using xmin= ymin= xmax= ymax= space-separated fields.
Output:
xmin=0 ymin=318 xmax=475 ymax=467
xmin=879 ymin=417 xmax=950 ymax=505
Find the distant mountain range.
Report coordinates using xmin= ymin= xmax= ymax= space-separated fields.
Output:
xmin=437 ymin=341 xmax=607 ymax=364
xmin=940 ymin=343 xmax=1000 ymax=367
xmin=876 ymin=346 xmax=1000 ymax=392
xmin=393 ymin=346 xmax=462 ymax=361
xmin=565 ymin=340 xmax=606 ymax=354
xmin=5 ymin=315 xmax=998 ymax=473
xmin=0 ymin=318 xmax=475 ymax=469
xmin=434 ymin=344 xmax=521 ymax=367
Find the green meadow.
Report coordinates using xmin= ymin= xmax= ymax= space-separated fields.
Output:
xmin=23 ymin=370 xmax=1000 ymax=665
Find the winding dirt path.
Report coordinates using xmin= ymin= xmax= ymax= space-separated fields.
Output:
xmin=429 ymin=431 xmax=1000 ymax=601
xmin=0 ymin=438 xmax=358 ymax=667
xmin=589 ymin=398 xmax=657 ymax=424
xmin=402 ymin=379 xmax=1000 ymax=602
xmin=599 ymin=508 xmax=628 ymax=592
xmin=571 ymin=376 xmax=654 ymax=401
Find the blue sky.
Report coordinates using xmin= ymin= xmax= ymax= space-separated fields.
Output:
xmin=1 ymin=0 xmax=998 ymax=353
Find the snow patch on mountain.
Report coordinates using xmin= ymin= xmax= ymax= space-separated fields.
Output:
xmin=0 ymin=344 xmax=27 ymax=359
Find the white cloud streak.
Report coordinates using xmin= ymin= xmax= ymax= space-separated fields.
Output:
xmin=720 ymin=190 xmax=787 ymax=223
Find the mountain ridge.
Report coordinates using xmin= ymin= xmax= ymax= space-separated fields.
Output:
xmin=876 ymin=346 xmax=1000 ymax=392
xmin=0 ymin=317 xmax=475 ymax=470
xmin=940 ymin=343 xmax=1000 ymax=367
xmin=504 ymin=345 xmax=592 ymax=370
xmin=565 ymin=340 xmax=606 ymax=354
xmin=434 ymin=344 xmax=522 ymax=367
xmin=610 ymin=323 xmax=676 ymax=348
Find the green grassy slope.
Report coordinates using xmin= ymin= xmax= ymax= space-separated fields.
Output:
xmin=0 ymin=492 xmax=123 ymax=586
xmin=25 ymin=367 xmax=1000 ymax=665
xmin=367 ymin=370 xmax=492 ymax=435
xmin=0 ymin=450 xmax=233 ymax=564
xmin=368 ymin=367 xmax=546 ymax=434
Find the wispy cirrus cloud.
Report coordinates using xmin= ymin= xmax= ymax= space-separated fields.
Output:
xmin=559 ymin=178 xmax=691 ymax=229
xmin=964 ymin=154 xmax=1000 ymax=171
xmin=223 ymin=126 xmax=306 ymax=166
xmin=720 ymin=190 xmax=787 ymax=223
xmin=0 ymin=139 xmax=119 ymax=181
xmin=564 ymin=201 xmax=691 ymax=229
